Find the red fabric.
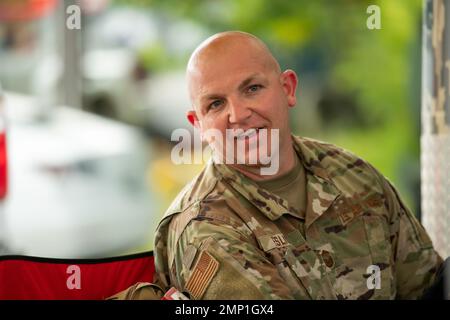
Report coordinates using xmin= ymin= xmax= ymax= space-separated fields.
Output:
xmin=0 ymin=0 xmax=57 ymax=21
xmin=0 ymin=252 xmax=154 ymax=300
xmin=0 ymin=132 xmax=8 ymax=200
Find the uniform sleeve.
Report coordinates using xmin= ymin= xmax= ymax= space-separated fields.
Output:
xmin=380 ymin=177 xmax=443 ymax=299
xmin=170 ymin=217 xmax=294 ymax=300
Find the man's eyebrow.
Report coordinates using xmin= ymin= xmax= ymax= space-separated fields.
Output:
xmin=200 ymin=94 xmax=224 ymax=104
xmin=237 ymin=74 xmax=262 ymax=91
xmin=198 ymin=73 xmax=264 ymax=105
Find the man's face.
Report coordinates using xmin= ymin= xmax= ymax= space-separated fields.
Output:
xmin=187 ymin=41 xmax=297 ymax=173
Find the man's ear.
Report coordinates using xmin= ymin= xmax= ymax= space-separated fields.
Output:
xmin=281 ymin=70 xmax=298 ymax=107
xmin=187 ymin=110 xmax=200 ymax=128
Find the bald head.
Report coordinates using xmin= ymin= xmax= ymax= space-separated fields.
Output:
xmin=187 ymin=31 xmax=281 ymax=75
xmin=187 ymin=31 xmax=281 ymax=89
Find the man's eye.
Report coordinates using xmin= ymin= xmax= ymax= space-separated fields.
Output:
xmin=247 ymin=84 xmax=262 ymax=93
xmin=208 ymin=100 xmax=223 ymax=110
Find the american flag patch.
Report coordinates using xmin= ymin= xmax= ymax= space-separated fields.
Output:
xmin=184 ymin=250 xmax=219 ymax=300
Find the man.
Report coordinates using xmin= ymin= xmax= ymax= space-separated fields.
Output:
xmin=152 ymin=31 xmax=443 ymax=300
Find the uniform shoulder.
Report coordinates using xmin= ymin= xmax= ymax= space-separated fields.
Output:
xmin=161 ymin=160 xmax=220 ymax=221
xmin=154 ymin=161 xmax=221 ymax=274
xmin=296 ymin=136 xmax=360 ymax=164
xmin=295 ymin=136 xmax=385 ymax=193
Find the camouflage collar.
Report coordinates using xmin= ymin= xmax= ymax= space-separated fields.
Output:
xmin=213 ymin=135 xmax=341 ymax=228
xmin=292 ymin=136 xmax=341 ymax=228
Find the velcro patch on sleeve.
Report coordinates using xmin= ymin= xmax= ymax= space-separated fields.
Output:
xmin=184 ymin=250 xmax=219 ymax=300
xmin=182 ymin=244 xmax=198 ymax=270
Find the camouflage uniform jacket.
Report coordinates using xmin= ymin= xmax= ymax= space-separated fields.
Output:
xmin=153 ymin=136 xmax=442 ymax=299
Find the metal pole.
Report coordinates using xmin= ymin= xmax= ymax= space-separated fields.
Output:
xmin=60 ymin=0 xmax=82 ymax=109
xmin=421 ymin=0 xmax=450 ymax=299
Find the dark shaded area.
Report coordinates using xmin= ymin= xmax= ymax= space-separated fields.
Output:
xmin=421 ymin=257 xmax=450 ymax=300
xmin=317 ymin=88 xmax=378 ymax=128
xmin=83 ymin=94 xmax=117 ymax=119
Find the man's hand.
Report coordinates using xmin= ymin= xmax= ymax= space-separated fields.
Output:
xmin=106 ymin=282 xmax=164 ymax=300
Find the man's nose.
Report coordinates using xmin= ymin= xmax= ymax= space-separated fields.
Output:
xmin=228 ymin=99 xmax=252 ymax=124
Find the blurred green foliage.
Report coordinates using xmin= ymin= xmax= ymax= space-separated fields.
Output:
xmin=115 ymin=0 xmax=423 ymax=212
xmin=138 ymin=42 xmax=173 ymax=72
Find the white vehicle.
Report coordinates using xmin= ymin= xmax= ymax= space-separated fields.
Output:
xmin=1 ymin=91 xmax=159 ymax=258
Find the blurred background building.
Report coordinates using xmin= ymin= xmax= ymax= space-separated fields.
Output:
xmin=0 ymin=0 xmax=446 ymax=259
